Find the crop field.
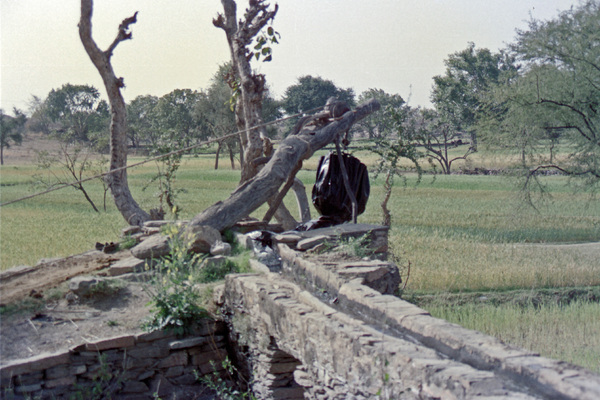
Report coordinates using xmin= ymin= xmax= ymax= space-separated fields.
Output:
xmin=1 ymin=145 xmax=599 ymax=372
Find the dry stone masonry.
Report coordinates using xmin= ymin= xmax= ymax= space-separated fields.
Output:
xmin=0 ymin=321 xmax=227 ymax=399
xmin=2 ymin=220 xmax=600 ymax=399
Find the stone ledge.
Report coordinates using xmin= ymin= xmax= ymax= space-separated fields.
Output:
xmin=1 ymin=320 xmax=228 ymax=399
xmin=275 ymin=241 xmax=600 ymax=400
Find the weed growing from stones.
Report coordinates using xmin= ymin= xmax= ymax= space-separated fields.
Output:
xmin=117 ymin=234 xmax=137 ymax=251
xmin=70 ymin=353 xmax=124 ymax=400
xmin=142 ymin=230 xmax=209 ymax=335
xmin=196 ymin=357 xmax=256 ymax=400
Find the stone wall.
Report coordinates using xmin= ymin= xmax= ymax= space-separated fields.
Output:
xmin=219 ymin=224 xmax=600 ymax=400
xmin=0 ymin=320 xmax=227 ymax=399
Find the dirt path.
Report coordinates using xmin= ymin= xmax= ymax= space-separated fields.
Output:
xmin=512 ymin=241 xmax=600 ymax=258
xmin=0 ymin=248 xmax=153 ymax=364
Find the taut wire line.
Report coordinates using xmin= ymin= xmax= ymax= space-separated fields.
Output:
xmin=0 ymin=107 xmax=323 ymax=207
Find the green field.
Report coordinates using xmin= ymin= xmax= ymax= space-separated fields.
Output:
xmin=1 ymin=146 xmax=599 ymax=372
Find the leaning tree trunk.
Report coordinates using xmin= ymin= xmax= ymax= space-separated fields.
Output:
xmin=79 ymin=0 xmax=150 ymax=226
xmin=186 ymin=98 xmax=380 ymax=233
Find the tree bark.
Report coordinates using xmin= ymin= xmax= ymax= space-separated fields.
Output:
xmin=292 ymin=178 xmax=311 ymax=223
xmin=79 ymin=0 xmax=150 ymax=226
xmin=213 ymin=0 xmax=278 ymax=184
xmin=214 ymin=0 xmax=302 ymax=229
xmin=186 ymin=98 xmax=380 ymax=233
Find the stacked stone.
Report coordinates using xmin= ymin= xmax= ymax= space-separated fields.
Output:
xmin=0 ymin=321 xmax=228 ymax=399
xmin=272 ymin=223 xmax=389 ymax=260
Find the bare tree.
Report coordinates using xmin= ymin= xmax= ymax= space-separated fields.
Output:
xmin=79 ymin=0 xmax=150 ymax=225
xmin=34 ymin=143 xmax=108 ymax=212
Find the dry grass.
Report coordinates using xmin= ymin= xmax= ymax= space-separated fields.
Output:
xmin=428 ymin=300 xmax=600 ymax=373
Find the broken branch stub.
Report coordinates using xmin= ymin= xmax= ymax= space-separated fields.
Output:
xmin=185 ymin=98 xmax=381 ymax=234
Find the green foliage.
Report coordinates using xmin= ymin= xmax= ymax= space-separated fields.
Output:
xmin=197 ymin=357 xmax=256 ymax=400
xmin=432 ymin=42 xmax=515 ymax=151
xmin=199 ymin=259 xmax=238 ymax=282
xmin=367 ymin=108 xmax=423 ymax=225
xmin=70 ymin=353 xmax=124 ymax=400
xmin=199 ymin=255 xmax=252 ymax=283
xmin=41 ymin=83 xmax=109 ymax=144
xmin=143 ymin=285 xmax=208 ymax=335
xmin=251 ymin=24 xmax=280 ymax=63
xmin=118 ymin=235 xmax=137 ymax=251
xmin=87 ymin=279 xmax=124 ymax=298
xmin=483 ymin=1 xmax=600 ymax=195
xmin=0 ymin=108 xmax=26 ymax=165
xmin=355 ymin=89 xmax=405 ymax=140
xmin=281 ymin=75 xmax=355 ymax=132
xmin=334 ymin=232 xmax=375 ymax=259
xmin=142 ymin=232 xmax=209 ymax=335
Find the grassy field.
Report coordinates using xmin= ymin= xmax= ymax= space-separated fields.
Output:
xmin=1 ymin=145 xmax=599 ymax=372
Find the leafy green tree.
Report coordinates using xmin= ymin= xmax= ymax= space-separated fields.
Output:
xmin=281 ymin=75 xmax=355 ymax=130
xmin=0 ymin=108 xmax=26 ymax=165
xmin=487 ymin=1 xmax=600 ymax=195
xmin=432 ymin=43 xmax=514 ymax=151
xmin=196 ymin=64 xmax=240 ymax=169
xmin=152 ymin=89 xmax=207 ymax=149
xmin=355 ymin=88 xmax=405 ymax=139
xmin=143 ymin=89 xmax=208 ymax=212
xmin=126 ymin=95 xmax=159 ymax=149
xmin=43 ymin=83 xmax=108 ymax=143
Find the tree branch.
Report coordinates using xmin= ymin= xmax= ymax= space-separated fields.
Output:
xmin=106 ymin=12 xmax=138 ymax=58
xmin=539 ymin=98 xmax=596 ymax=141
xmin=529 ymin=164 xmax=600 ymax=178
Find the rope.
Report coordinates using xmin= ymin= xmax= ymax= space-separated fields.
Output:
xmin=0 ymin=107 xmax=323 ymax=207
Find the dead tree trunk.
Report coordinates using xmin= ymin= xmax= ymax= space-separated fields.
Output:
xmin=79 ymin=0 xmax=150 ymax=225
xmin=186 ymin=98 xmax=380 ymax=233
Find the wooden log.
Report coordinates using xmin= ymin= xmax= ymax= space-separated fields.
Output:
xmin=185 ymin=98 xmax=381 ymax=233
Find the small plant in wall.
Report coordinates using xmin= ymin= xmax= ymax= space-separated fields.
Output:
xmin=142 ymin=229 xmax=210 ymax=335
xmin=197 ymin=357 xmax=257 ymax=400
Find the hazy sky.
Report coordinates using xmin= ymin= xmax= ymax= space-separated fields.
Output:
xmin=1 ymin=0 xmax=577 ymax=113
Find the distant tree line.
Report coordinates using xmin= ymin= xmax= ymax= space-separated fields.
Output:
xmin=13 ymin=0 xmax=599 ymax=197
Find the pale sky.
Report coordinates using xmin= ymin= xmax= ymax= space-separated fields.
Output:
xmin=1 ymin=0 xmax=577 ymax=113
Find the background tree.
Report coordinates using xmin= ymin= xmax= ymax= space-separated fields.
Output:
xmin=281 ymin=75 xmax=355 ymax=126
xmin=34 ymin=144 xmax=108 ymax=212
xmin=391 ymin=106 xmax=473 ymax=174
xmin=126 ymin=94 xmax=159 ymax=149
xmin=43 ymin=83 xmax=108 ymax=144
xmin=432 ymin=43 xmax=512 ymax=151
xmin=143 ymin=89 xmax=208 ymax=212
xmin=486 ymin=0 xmax=600 ymax=195
xmin=26 ymin=95 xmax=51 ymax=135
xmin=0 ymin=108 xmax=26 ymax=165
xmin=79 ymin=0 xmax=150 ymax=225
xmin=196 ymin=64 xmax=240 ymax=169
xmin=355 ymin=88 xmax=404 ymax=139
